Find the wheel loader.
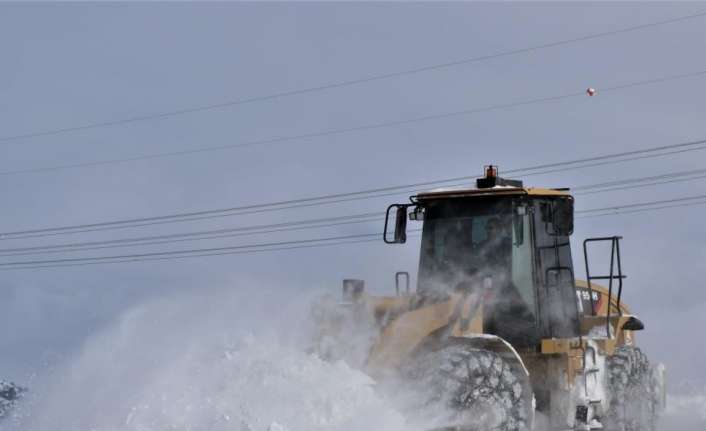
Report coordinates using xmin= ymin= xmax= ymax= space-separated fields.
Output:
xmin=313 ymin=166 xmax=666 ymax=431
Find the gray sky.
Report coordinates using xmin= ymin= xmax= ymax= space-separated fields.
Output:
xmin=1 ymin=1 xmax=705 ymax=392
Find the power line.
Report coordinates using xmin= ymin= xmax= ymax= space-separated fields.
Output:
xmin=3 ymin=69 xmax=706 ymax=178
xmin=2 ymin=190 xmax=702 ymax=271
xmin=0 ymin=237 xmax=381 ymax=270
xmin=0 ymin=230 xmax=421 ymax=268
xmin=0 ymin=233 xmax=425 ymax=272
xmin=576 ymin=199 xmax=706 ymax=219
xmin=4 ymin=166 xmax=706 ymax=256
xmin=1 ymin=189 xmax=698 ymax=272
xmin=503 ymin=138 xmax=706 ymax=178
xmin=3 ymin=136 xmax=705 ymax=240
xmin=0 ymin=93 xmax=579 ymax=175
xmin=0 ymin=192 xmax=403 ymax=239
xmin=575 ymin=174 xmax=706 ymax=196
xmin=0 ymin=193 xmax=703 ymax=271
xmin=3 ymin=10 xmax=704 ymax=145
xmin=439 ymin=147 xmax=706 ymax=189
xmin=0 ymin=214 xmax=383 ymax=257
xmin=576 ymin=194 xmax=706 ymax=214
xmin=0 ymin=193 xmax=401 ymax=241
xmin=573 ymin=167 xmax=706 ymax=190
xmin=0 ymin=239 xmax=383 ymax=271
xmin=2 ymin=194 xmax=705 ymax=269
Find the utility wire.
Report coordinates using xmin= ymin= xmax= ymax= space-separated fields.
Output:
xmin=4 ymin=166 xmax=706 ymax=256
xmin=572 ymin=167 xmax=706 ymax=190
xmin=3 ymin=136 xmax=705 ymax=240
xmin=2 ymin=10 xmax=704 ymax=144
xmin=576 ymin=199 xmax=706 ymax=219
xmin=0 ymin=215 xmax=383 ymax=257
xmin=576 ymin=194 xmax=706 ymax=214
xmin=0 ymin=193 xmax=399 ymax=241
xmin=1 ymin=191 xmax=702 ymax=272
xmin=0 ymin=92 xmax=579 ymax=175
xmin=3 ymin=69 xmax=706 ymax=178
xmin=0 ymin=233 xmax=425 ymax=272
xmin=503 ymin=138 xmax=706 ymax=178
xmin=575 ymin=174 xmax=706 ymax=196
xmin=437 ymin=147 xmax=706 ymax=190
xmin=0 ymin=230 xmax=421 ymax=268
xmin=2 ymin=194 xmax=706 ymax=268
xmin=1 ymin=191 xmax=704 ymax=271
xmin=0 ymin=189 xmax=698 ymax=273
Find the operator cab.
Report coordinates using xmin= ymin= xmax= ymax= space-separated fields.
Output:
xmin=384 ymin=166 xmax=580 ymax=348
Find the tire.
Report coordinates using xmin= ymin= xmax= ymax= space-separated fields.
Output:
xmin=402 ymin=343 xmax=532 ymax=431
xmin=605 ymin=347 xmax=660 ymax=431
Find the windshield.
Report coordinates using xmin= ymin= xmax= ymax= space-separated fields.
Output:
xmin=417 ymin=198 xmax=537 ymax=343
xmin=419 ymin=199 xmax=516 ymax=289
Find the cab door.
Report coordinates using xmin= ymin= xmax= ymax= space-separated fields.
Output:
xmin=532 ymin=199 xmax=581 ymax=339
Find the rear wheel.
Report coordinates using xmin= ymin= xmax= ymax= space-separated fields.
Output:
xmin=605 ymin=346 xmax=660 ymax=431
xmin=402 ymin=343 xmax=532 ymax=431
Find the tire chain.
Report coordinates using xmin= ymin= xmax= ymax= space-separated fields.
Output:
xmin=403 ymin=345 xmax=530 ymax=431
xmin=605 ymin=347 xmax=659 ymax=431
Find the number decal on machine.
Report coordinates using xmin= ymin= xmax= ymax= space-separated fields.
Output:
xmin=575 ymin=288 xmax=602 ymax=315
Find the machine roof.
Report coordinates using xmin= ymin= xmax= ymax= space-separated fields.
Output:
xmin=415 ymin=185 xmax=571 ymax=201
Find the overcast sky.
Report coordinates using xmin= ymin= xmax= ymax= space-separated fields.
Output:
xmin=1 ymin=2 xmax=705 ymax=392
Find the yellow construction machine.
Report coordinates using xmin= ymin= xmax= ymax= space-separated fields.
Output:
xmin=313 ymin=166 xmax=665 ymax=431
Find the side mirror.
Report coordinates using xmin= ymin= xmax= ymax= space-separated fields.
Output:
xmin=553 ymin=198 xmax=574 ymax=236
xmin=384 ymin=204 xmax=409 ymax=244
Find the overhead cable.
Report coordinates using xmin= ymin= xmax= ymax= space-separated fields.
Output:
xmin=4 ymin=167 xmax=706 ymax=256
xmin=0 ymin=214 xmax=382 ymax=257
xmin=3 ymin=136 xmax=705 ymax=240
xmin=576 ymin=194 xmax=706 ymax=214
xmin=2 ymin=194 xmax=706 ymax=269
xmin=3 ymin=69 xmax=706 ymax=177
xmin=2 ymin=10 xmax=704 ymax=144
xmin=0 ymin=230 xmax=422 ymax=269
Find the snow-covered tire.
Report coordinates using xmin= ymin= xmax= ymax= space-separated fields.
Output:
xmin=605 ymin=347 xmax=660 ymax=431
xmin=402 ymin=343 xmax=532 ymax=431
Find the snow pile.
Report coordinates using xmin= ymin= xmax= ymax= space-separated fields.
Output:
xmin=5 ymin=287 xmax=411 ymax=431
xmin=109 ymin=334 xmax=407 ymax=431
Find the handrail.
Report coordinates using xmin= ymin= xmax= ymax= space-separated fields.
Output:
xmin=583 ymin=236 xmax=626 ymax=338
